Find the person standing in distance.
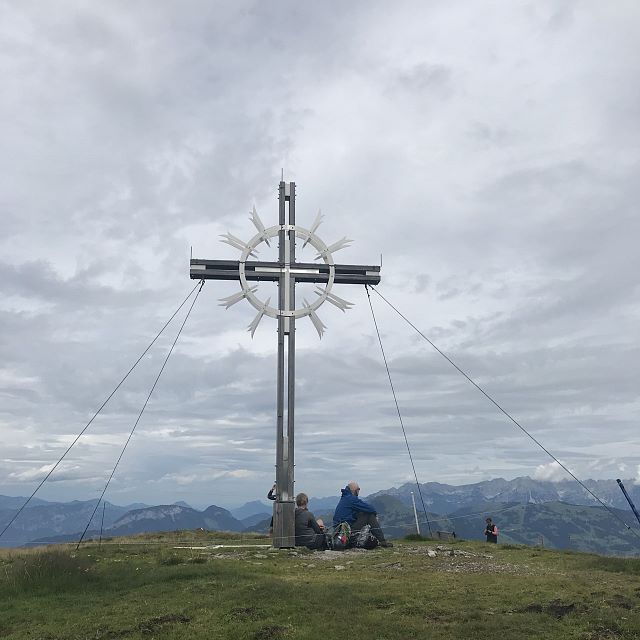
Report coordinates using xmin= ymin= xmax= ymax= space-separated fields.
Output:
xmin=484 ymin=517 xmax=498 ymax=543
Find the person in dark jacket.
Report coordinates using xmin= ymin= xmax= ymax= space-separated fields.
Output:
xmin=333 ymin=482 xmax=392 ymax=547
xmin=295 ymin=493 xmax=327 ymax=550
xmin=484 ymin=517 xmax=498 ymax=543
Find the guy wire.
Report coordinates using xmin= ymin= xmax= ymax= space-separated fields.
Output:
xmin=365 ymin=285 xmax=433 ymax=538
xmin=369 ymin=285 xmax=640 ymax=541
xmin=76 ymin=280 xmax=205 ymax=548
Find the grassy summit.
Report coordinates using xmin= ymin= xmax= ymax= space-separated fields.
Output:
xmin=1 ymin=531 xmax=639 ymax=639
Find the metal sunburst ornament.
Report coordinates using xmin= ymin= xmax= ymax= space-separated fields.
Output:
xmin=218 ymin=206 xmax=355 ymax=338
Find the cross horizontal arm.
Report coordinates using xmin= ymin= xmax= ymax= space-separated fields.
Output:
xmin=190 ymin=259 xmax=380 ymax=285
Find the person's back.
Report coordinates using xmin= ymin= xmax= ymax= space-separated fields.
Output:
xmin=294 ymin=492 xmax=327 ymax=550
xmin=295 ymin=507 xmax=318 ymax=547
xmin=333 ymin=484 xmax=376 ymax=526
xmin=333 ymin=482 xmax=392 ymax=548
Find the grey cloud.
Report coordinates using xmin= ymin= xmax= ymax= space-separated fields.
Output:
xmin=387 ymin=63 xmax=453 ymax=96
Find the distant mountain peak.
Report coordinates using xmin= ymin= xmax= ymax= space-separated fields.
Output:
xmin=230 ymin=499 xmax=271 ymax=520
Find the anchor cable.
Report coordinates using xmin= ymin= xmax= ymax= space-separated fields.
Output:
xmin=0 ymin=280 xmax=204 ymax=542
xmin=76 ymin=280 xmax=205 ymax=548
xmin=365 ymin=285 xmax=433 ymax=537
xmin=369 ymin=286 xmax=640 ymax=540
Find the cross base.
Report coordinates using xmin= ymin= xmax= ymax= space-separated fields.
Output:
xmin=273 ymin=500 xmax=296 ymax=548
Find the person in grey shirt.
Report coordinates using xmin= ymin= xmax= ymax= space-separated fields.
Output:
xmin=294 ymin=492 xmax=327 ymax=550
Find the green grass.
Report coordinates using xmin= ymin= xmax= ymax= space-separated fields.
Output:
xmin=1 ymin=534 xmax=640 ymax=639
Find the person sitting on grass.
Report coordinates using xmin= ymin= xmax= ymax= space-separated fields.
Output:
xmin=333 ymin=481 xmax=392 ymax=548
xmin=294 ymin=492 xmax=328 ymax=550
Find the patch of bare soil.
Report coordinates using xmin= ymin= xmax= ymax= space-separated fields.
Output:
xmin=95 ymin=614 xmax=190 ymax=638
xmin=405 ymin=545 xmax=493 ymax=559
xmin=137 ymin=614 xmax=191 ymax=632
xmin=313 ymin=549 xmax=369 ymax=561
xmin=402 ymin=546 xmax=527 ymax=574
xmin=253 ymin=624 xmax=289 ymax=639
xmin=373 ymin=561 xmax=404 ymax=571
xmin=227 ymin=606 xmax=265 ymax=621
xmin=582 ymin=623 xmax=624 ymax=639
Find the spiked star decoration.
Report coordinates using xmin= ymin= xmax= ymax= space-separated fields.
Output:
xmin=214 ymin=206 xmax=358 ymax=338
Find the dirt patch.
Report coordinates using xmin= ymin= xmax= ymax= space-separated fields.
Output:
xmin=95 ymin=614 xmax=190 ymax=638
xmin=227 ymin=606 xmax=264 ymax=621
xmin=546 ymin=601 xmax=575 ymax=618
xmin=424 ymin=610 xmax=450 ymax=622
xmin=522 ymin=603 xmax=543 ymax=614
xmin=374 ymin=561 xmax=403 ymax=571
xmin=405 ymin=546 xmax=493 ymax=559
xmin=583 ymin=623 xmax=623 ymax=639
xmin=253 ymin=625 xmax=289 ymax=639
xmin=437 ymin=560 xmax=522 ymax=574
xmin=138 ymin=614 xmax=191 ymax=633
xmin=314 ymin=549 xmax=368 ymax=561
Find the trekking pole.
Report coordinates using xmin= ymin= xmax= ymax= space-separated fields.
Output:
xmin=616 ymin=479 xmax=640 ymax=527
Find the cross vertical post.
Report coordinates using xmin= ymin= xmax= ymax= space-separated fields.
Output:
xmin=273 ymin=181 xmax=296 ymax=547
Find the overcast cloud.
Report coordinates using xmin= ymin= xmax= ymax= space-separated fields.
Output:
xmin=1 ymin=1 xmax=639 ymax=509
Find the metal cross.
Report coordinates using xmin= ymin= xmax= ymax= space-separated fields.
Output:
xmin=190 ymin=180 xmax=380 ymax=547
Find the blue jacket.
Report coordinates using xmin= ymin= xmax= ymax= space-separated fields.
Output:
xmin=333 ymin=486 xmax=377 ymax=526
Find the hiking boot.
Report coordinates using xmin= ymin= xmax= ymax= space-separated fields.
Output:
xmin=380 ymin=541 xmax=393 ymax=548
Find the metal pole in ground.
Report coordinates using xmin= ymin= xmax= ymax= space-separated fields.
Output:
xmin=411 ymin=491 xmax=421 ymax=536
xmin=99 ymin=501 xmax=106 ymax=549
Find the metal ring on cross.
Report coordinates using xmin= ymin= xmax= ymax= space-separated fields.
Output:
xmin=237 ymin=225 xmax=335 ymax=319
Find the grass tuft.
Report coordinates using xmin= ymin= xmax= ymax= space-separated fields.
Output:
xmin=158 ymin=552 xmax=185 ymax=566
xmin=1 ymin=547 xmax=93 ymax=593
xmin=404 ymin=533 xmax=427 ymax=541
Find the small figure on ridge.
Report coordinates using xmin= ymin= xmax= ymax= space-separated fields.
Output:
xmin=484 ymin=516 xmax=498 ymax=543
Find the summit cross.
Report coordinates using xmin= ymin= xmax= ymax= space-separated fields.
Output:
xmin=190 ymin=180 xmax=381 ymax=547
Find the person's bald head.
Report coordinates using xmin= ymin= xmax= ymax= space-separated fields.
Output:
xmin=348 ymin=481 xmax=361 ymax=495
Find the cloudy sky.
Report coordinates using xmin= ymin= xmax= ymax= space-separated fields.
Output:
xmin=1 ymin=1 xmax=639 ymax=509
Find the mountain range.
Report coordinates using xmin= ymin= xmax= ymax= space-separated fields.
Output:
xmin=2 ymin=476 xmax=639 ymax=554
xmin=367 ymin=476 xmax=640 ymax=513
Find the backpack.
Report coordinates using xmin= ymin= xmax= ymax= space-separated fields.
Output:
xmin=331 ymin=522 xmax=351 ymax=550
xmin=354 ymin=524 xmax=379 ymax=550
